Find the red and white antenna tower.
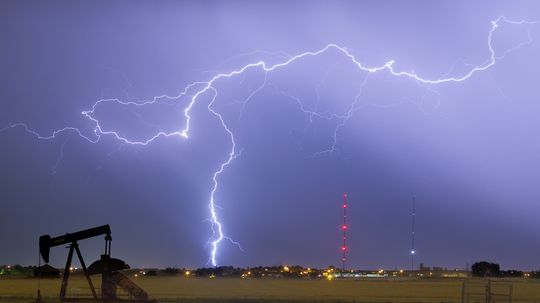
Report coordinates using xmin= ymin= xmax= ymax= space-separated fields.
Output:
xmin=410 ymin=197 xmax=416 ymax=271
xmin=341 ymin=193 xmax=348 ymax=272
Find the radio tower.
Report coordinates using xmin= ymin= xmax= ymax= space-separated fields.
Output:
xmin=410 ymin=197 xmax=416 ymax=271
xmin=341 ymin=193 xmax=348 ymax=273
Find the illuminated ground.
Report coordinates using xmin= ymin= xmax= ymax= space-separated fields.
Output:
xmin=1 ymin=276 xmax=540 ymax=303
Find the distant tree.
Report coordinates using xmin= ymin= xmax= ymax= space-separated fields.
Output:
xmin=161 ymin=267 xmax=179 ymax=276
xmin=33 ymin=264 xmax=60 ymax=278
xmin=145 ymin=270 xmax=157 ymax=276
xmin=194 ymin=267 xmax=213 ymax=277
xmin=12 ymin=264 xmax=24 ymax=273
xmin=500 ymin=270 xmax=523 ymax=277
xmin=530 ymin=271 xmax=540 ymax=279
xmin=192 ymin=266 xmax=242 ymax=277
xmin=471 ymin=261 xmax=500 ymax=277
xmin=0 ymin=264 xmax=28 ymax=276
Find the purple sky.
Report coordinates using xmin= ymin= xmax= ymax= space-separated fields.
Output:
xmin=1 ymin=1 xmax=540 ymax=270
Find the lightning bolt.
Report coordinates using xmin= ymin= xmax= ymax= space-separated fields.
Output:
xmin=1 ymin=16 xmax=535 ymax=266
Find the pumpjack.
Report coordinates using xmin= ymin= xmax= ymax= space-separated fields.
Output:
xmin=39 ymin=224 xmax=152 ymax=301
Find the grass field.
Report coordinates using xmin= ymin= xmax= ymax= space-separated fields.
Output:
xmin=1 ymin=276 xmax=540 ymax=303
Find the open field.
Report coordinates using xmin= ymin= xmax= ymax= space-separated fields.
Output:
xmin=1 ymin=276 xmax=540 ymax=303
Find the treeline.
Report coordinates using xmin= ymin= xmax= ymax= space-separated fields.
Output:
xmin=128 ymin=267 xmax=186 ymax=276
xmin=0 ymin=264 xmax=325 ymax=279
xmin=471 ymin=261 xmax=540 ymax=278
xmin=4 ymin=263 xmax=540 ymax=279
xmin=191 ymin=265 xmax=322 ymax=278
xmin=0 ymin=264 xmax=35 ymax=276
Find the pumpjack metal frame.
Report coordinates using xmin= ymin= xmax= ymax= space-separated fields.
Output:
xmin=39 ymin=225 xmax=112 ymax=300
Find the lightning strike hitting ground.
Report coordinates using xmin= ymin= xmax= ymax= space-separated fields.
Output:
xmin=1 ymin=16 xmax=535 ymax=266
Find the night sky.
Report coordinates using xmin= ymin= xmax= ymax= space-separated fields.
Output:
xmin=1 ymin=1 xmax=540 ymax=270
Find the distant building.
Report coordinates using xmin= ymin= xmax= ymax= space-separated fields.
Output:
xmin=33 ymin=264 xmax=60 ymax=278
xmin=417 ymin=263 xmax=470 ymax=278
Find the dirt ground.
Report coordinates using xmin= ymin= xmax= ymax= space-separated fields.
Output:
xmin=1 ymin=275 xmax=539 ymax=303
